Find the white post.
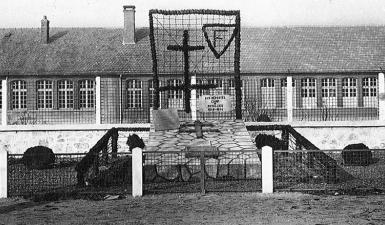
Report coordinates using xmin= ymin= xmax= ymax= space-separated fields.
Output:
xmin=286 ymin=76 xmax=293 ymax=122
xmin=262 ymin=146 xmax=273 ymax=194
xmin=95 ymin=76 xmax=101 ymax=124
xmin=191 ymin=74 xmax=197 ymax=121
xmin=378 ymin=73 xmax=385 ymax=121
xmin=0 ymin=149 xmax=7 ymax=198
xmin=132 ymin=147 xmax=143 ymax=197
xmin=2 ymin=78 xmax=7 ymax=126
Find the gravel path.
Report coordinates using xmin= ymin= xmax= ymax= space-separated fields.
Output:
xmin=1 ymin=192 xmax=384 ymax=225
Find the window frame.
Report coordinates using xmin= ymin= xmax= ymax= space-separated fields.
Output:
xmin=36 ymin=80 xmax=54 ymax=110
xmin=11 ymin=80 xmax=27 ymax=110
xmin=79 ymin=79 xmax=96 ymax=109
xmin=58 ymin=80 xmax=74 ymax=109
xmin=126 ymin=79 xmax=143 ymax=109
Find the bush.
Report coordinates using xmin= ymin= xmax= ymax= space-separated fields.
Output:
xmin=22 ymin=146 xmax=55 ymax=170
xmin=126 ymin=134 xmax=145 ymax=151
xmin=342 ymin=143 xmax=372 ymax=166
xmin=255 ymin=134 xmax=287 ymax=161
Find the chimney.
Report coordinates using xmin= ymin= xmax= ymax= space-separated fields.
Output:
xmin=41 ymin=16 xmax=49 ymax=44
xmin=123 ymin=5 xmax=135 ymax=44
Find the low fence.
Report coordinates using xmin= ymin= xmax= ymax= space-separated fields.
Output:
xmin=6 ymin=152 xmax=133 ymax=198
xmin=2 ymin=148 xmax=385 ymax=198
xmin=144 ymin=150 xmax=262 ymax=194
xmin=274 ymin=149 xmax=385 ymax=192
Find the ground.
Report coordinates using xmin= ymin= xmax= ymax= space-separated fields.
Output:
xmin=0 ymin=192 xmax=384 ymax=225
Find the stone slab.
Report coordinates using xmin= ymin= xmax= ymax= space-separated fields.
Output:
xmin=152 ymin=108 xmax=180 ymax=131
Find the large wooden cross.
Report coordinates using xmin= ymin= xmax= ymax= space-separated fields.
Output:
xmin=159 ymin=30 xmax=217 ymax=113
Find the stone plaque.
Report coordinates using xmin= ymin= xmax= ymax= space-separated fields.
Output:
xmin=198 ymin=95 xmax=232 ymax=112
xmin=152 ymin=108 xmax=180 ymax=131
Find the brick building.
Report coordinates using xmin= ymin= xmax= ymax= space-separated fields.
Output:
xmin=1 ymin=6 xmax=385 ymax=153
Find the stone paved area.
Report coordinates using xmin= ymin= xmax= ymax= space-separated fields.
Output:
xmin=147 ymin=120 xmax=257 ymax=152
xmin=145 ymin=120 xmax=260 ymax=170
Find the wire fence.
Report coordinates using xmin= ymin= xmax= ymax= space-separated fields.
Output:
xmin=8 ymin=153 xmax=84 ymax=197
xmin=7 ymin=152 xmax=134 ymax=198
xmin=7 ymin=148 xmax=385 ymax=197
xmin=274 ymin=149 xmax=385 ymax=192
xmin=1 ymin=75 xmax=381 ymax=124
xmin=143 ymin=150 xmax=262 ymax=194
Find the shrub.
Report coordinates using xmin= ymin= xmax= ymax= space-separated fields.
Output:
xmin=22 ymin=146 xmax=55 ymax=170
xmin=255 ymin=134 xmax=287 ymax=161
xmin=126 ymin=134 xmax=145 ymax=151
xmin=342 ymin=143 xmax=372 ymax=166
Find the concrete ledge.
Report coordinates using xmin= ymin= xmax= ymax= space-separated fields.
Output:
xmin=0 ymin=123 xmax=151 ymax=132
xmin=1 ymin=120 xmax=385 ymax=132
xmin=245 ymin=120 xmax=385 ymax=128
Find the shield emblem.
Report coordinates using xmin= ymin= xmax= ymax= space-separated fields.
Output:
xmin=202 ymin=24 xmax=238 ymax=59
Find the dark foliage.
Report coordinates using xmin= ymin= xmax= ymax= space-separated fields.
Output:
xmin=126 ymin=134 xmax=145 ymax=151
xmin=22 ymin=146 xmax=55 ymax=170
xmin=255 ymin=134 xmax=287 ymax=162
xmin=255 ymin=134 xmax=287 ymax=150
xmin=342 ymin=143 xmax=372 ymax=166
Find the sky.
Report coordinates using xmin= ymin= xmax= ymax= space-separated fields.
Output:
xmin=2 ymin=0 xmax=385 ymax=28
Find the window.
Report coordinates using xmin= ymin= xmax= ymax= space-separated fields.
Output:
xmin=301 ymin=78 xmax=316 ymax=109
xmin=197 ymin=79 xmax=209 ymax=98
xmin=301 ymin=78 xmax=316 ymax=97
xmin=11 ymin=80 xmax=27 ymax=109
xmin=207 ymin=78 xmax=224 ymax=95
xmin=149 ymin=80 xmax=154 ymax=108
xmin=167 ymin=79 xmax=183 ymax=109
xmin=79 ymin=80 xmax=95 ymax=109
xmin=281 ymin=78 xmax=296 ymax=108
xmin=228 ymin=79 xmax=245 ymax=109
xmin=321 ymin=78 xmax=337 ymax=107
xmin=342 ymin=78 xmax=357 ymax=107
xmin=261 ymin=78 xmax=274 ymax=88
xmin=362 ymin=77 xmax=377 ymax=97
xmin=127 ymin=79 xmax=142 ymax=108
xmin=58 ymin=80 xmax=74 ymax=109
xmin=362 ymin=77 xmax=377 ymax=107
xmin=37 ymin=80 xmax=53 ymax=109
xmin=261 ymin=78 xmax=275 ymax=109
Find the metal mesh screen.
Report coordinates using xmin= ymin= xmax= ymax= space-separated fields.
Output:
xmin=7 ymin=78 xmax=96 ymax=125
xmin=293 ymin=76 xmax=379 ymax=121
xmin=149 ymin=9 xmax=241 ymax=120
xmin=100 ymin=76 xmax=151 ymax=124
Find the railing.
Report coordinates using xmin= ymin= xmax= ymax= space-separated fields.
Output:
xmin=247 ymin=124 xmax=355 ymax=183
xmin=75 ymin=127 xmax=148 ymax=187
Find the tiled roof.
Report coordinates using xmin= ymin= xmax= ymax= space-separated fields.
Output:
xmin=1 ymin=26 xmax=385 ymax=76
